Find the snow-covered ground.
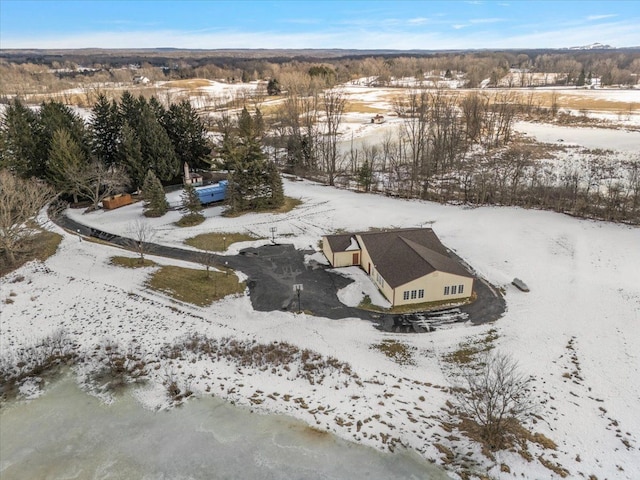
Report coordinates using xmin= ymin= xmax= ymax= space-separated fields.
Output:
xmin=2 ymin=179 xmax=639 ymax=479
xmin=515 ymin=120 xmax=640 ymax=152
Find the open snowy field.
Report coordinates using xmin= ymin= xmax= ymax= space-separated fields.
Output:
xmin=2 ymin=178 xmax=639 ymax=479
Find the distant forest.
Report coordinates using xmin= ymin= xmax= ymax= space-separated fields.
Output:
xmin=2 ymin=47 xmax=639 ymax=92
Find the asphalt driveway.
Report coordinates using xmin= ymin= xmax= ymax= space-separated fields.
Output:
xmin=54 ymin=213 xmax=506 ymax=332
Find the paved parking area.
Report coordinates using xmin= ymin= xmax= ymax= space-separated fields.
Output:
xmin=55 ymin=213 xmax=506 ymax=332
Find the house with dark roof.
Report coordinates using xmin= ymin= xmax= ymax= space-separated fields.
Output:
xmin=322 ymin=228 xmax=474 ymax=307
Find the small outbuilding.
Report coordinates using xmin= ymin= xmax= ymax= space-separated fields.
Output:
xmin=183 ymin=162 xmax=203 ymax=186
xmin=322 ymin=228 xmax=474 ymax=307
xmin=102 ymin=193 xmax=133 ymax=210
xmin=133 ymin=75 xmax=150 ymax=85
xmin=371 ymin=114 xmax=385 ymax=124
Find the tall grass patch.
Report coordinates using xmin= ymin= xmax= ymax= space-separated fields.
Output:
xmin=371 ymin=339 xmax=416 ymax=365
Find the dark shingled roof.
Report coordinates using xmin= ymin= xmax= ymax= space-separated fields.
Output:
xmin=324 ymin=233 xmax=356 ymax=253
xmin=325 ymin=228 xmax=471 ymax=288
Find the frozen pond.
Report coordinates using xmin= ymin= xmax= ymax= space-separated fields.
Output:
xmin=514 ymin=121 xmax=640 ymax=152
xmin=0 ymin=376 xmax=451 ymax=479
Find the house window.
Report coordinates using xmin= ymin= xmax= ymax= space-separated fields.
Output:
xmin=444 ymin=286 xmax=450 ymax=295
xmin=411 ymin=290 xmax=417 ymax=299
xmin=403 ymin=291 xmax=410 ymax=300
xmin=418 ymin=289 xmax=424 ymax=299
xmin=451 ymin=285 xmax=457 ymax=295
xmin=458 ymin=284 xmax=464 ymax=294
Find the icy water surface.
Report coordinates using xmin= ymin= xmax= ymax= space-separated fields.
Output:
xmin=0 ymin=376 xmax=451 ymax=479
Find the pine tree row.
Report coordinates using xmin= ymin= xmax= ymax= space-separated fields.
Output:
xmin=0 ymin=93 xmax=211 ymax=211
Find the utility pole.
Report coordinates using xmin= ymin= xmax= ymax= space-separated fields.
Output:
xmin=270 ymin=226 xmax=277 ymax=244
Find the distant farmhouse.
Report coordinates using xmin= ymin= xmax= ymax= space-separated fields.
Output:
xmin=322 ymin=228 xmax=473 ymax=307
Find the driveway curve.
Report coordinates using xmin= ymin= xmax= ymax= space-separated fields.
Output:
xmin=52 ymin=211 xmax=506 ymax=332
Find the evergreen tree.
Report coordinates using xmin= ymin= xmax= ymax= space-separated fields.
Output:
xmin=267 ymin=78 xmax=281 ymax=96
xmin=577 ymin=69 xmax=586 ymax=87
xmin=265 ymin=161 xmax=284 ymax=207
xmin=148 ymin=95 xmax=167 ymax=122
xmin=118 ymin=102 xmax=179 ymax=188
xmin=142 ymin=170 xmax=168 ymax=217
xmin=47 ymin=128 xmax=87 ymax=203
xmin=237 ymin=107 xmax=254 ymax=141
xmin=163 ymin=100 xmax=211 ymax=169
xmin=118 ymin=91 xmax=141 ymax=127
xmin=36 ymin=101 xmax=89 ymax=179
xmin=357 ymin=159 xmax=373 ymax=192
xmin=179 ymin=183 xmax=204 ymax=224
xmin=0 ymin=98 xmax=38 ymax=177
xmin=90 ymin=94 xmax=121 ymax=167
xmin=222 ymin=108 xmax=284 ymax=214
xmin=136 ymin=103 xmax=179 ymax=182
xmin=181 ymin=183 xmax=203 ymax=215
xmin=117 ymin=93 xmax=178 ymax=188
xmin=119 ymin=123 xmax=145 ymax=190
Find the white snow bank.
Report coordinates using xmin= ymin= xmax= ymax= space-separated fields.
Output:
xmin=332 ymin=266 xmax=392 ymax=309
xmin=515 ymin=121 xmax=640 ymax=152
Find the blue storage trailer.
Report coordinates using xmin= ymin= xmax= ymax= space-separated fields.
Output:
xmin=195 ymin=180 xmax=228 ymax=204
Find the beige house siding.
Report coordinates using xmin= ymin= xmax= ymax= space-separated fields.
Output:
xmin=321 ymin=237 xmax=335 ymax=265
xmin=393 ymin=271 xmax=474 ymax=306
xmin=323 ymin=230 xmax=474 ymax=307
xmin=355 ymin=235 xmax=373 ymax=274
xmin=355 ymin=235 xmax=395 ymax=303
xmin=334 ymin=251 xmax=360 ymax=267
xmin=323 ymin=236 xmax=361 ymax=267
xmin=372 ymin=266 xmax=395 ymax=304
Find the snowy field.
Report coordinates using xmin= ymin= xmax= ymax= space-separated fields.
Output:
xmin=2 ymin=178 xmax=639 ymax=479
xmin=514 ymin=120 xmax=640 ymax=152
xmin=3 ymin=77 xmax=640 ymax=477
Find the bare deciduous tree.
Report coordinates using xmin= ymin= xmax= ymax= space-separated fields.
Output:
xmin=455 ymin=351 xmax=534 ymax=451
xmin=199 ymin=251 xmax=215 ymax=279
xmin=0 ymin=169 xmax=55 ymax=266
xmin=395 ymin=89 xmax=429 ymax=196
xmin=126 ymin=220 xmax=156 ymax=264
xmin=78 ymin=161 xmax=129 ymax=212
xmin=320 ymin=88 xmax=346 ymax=186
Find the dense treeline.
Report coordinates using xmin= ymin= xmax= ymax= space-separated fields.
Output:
xmin=2 ymin=48 xmax=639 ymax=97
xmin=270 ymin=89 xmax=516 ymax=190
xmin=264 ymin=85 xmax=639 ymax=224
xmin=0 ymin=93 xmax=210 ymax=209
xmin=341 ymin=137 xmax=640 ymax=224
xmin=314 ymin=97 xmax=639 ymax=224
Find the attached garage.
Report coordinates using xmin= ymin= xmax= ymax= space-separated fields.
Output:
xmin=322 ymin=228 xmax=474 ymax=307
xmin=322 ymin=234 xmax=362 ymax=268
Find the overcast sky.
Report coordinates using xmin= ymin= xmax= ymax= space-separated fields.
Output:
xmin=1 ymin=0 xmax=639 ymax=50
